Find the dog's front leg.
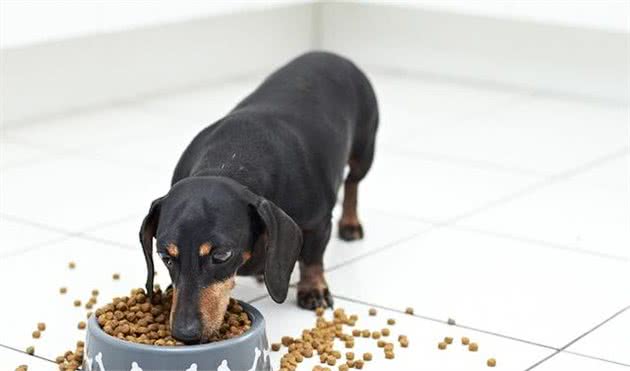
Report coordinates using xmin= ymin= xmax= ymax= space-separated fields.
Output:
xmin=297 ymin=220 xmax=334 ymax=309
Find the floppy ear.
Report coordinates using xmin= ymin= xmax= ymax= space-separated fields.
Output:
xmin=250 ymin=197 xmax=303 ymax=303
xmin=139 ymin=196 xmax=165 ymax=297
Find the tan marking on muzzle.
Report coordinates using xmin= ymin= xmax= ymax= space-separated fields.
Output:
xmin=242 ymin=251 xmax=252 ymax=262
xmin=169 ymin=288 xmax=178 ymax=326
xmin=199 ymin=277 xmax=235 ymax=338
xmin=166 ymin=244 xmax=179 ymax=257
xmin=199 ymin=243 xmax=212 ymax=257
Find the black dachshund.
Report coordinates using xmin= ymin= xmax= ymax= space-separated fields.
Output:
xmin=139 ymin=51 xmax=378 ymax=343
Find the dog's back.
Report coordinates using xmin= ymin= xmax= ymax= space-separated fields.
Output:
xmin=173 ymin=52 xmax=378 ymax=228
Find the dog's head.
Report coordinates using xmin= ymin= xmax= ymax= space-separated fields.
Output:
xmin=139 ymin=176 xmax=302 ymax=343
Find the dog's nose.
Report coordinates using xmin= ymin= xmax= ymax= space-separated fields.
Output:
xmin=172 ymin=320 xmax=202 ymax=344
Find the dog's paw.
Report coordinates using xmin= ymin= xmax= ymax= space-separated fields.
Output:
xmin=297 ymin=288 xmax=334 ymax=310
xmin=338 ymin=223 xmax=364 ymax=241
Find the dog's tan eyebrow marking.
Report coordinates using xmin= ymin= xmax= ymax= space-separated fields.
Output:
xmin=199 ymin=243 xmax=212 ymax=257
xmin=166 ymin=244 xmax=179 ymax=257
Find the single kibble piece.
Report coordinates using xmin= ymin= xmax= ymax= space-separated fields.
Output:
xmin=78 ymin=321 xmax=86 ymax=330
xmin=316 ymin=307 xmax=325 ymax=317
xmin=468 ymin=342 xmax=479 ymax=352
xmin=377 ymin=340 xmax=386 ymax=348
xmin=384 ymin=343 xmax=394 ymax=351
xmin=487 ymin=358 xmax=497 ymax=367
xmin=91 ymin=289 xmax=99 ymax=296
xmin=59 ymin=287 xmax=67 ymax=294
xmin=85 ymin=302 xmax=93 ymax=309
xmin=352 ymin=329 xmax=361 ymax=337
xmin=15 ymin=365 xmax=28 ymax=371
xmin=362 ymin=353 xmax=372 ymax=361
xmin=368 ymin=308 xmax=377 ymax=316
xmin=405 ymin=307 xmax=414 ymax=315
xmin=447 ymin=317 xmax=456 ymax=325
xmin=361 ymin=329 xmax=370 ymax=338
xmin=26 ymin=346 xmax=34 ymax=355
xmin=461 ymin=336 xmax=470 ymax=345
xmin=438 ymin=341 xmax=447 ymax=350
xmin=346 ymin=352 xmax=354 ymax=360
xmin=68 ymin=262 xmax=76 ymax=269
xmin=326 ymin=356 xmax=336 ymax=366
xmin=282 ymin=336 xmax=294 ymax=346
xmin=354 ymin=360 xmax=364 ymax=369
xmin=112 ymin=273 xmax=120 ymax=280
xmin=400 ymin=338 xmax=409 ymax=347
xmin=387 ymin=318 xmax=396 ymax=325
xmin=339 ymin=364 xmax=349 ymax=371
xmin=32 ymin=331 xmax=40 ymax=339
xmin=37 ymin=323 xmax=46 ymax=331
xmin=272 ymin=343 xmax=281 ymax=351
xmin=73 ymin=300 xmax=81 ymax=307
xmin=371 ymin=331 xmax=380 ymax=339
xmin=381 ymin=328 xmax=390 ymax=336
xmin=444 ymin=336 xmax=453 ymax=344
xmin=344 ymin=341 xmax=354 ymax=348
xmin=385 ymin=351 xmax=394 ymax=359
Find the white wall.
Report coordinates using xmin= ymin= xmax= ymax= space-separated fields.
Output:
xmin=0 ymin=0 xmax=310 ymax=49
xmin=360 ymin=0 xmax=630 ymax=33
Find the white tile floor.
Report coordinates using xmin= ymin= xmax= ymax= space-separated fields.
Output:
xmin=1 ymin=70 xmax=629 ymax=371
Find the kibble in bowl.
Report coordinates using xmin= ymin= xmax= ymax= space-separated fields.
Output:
xmin=84 ymin=288 xmax=271 ymax=371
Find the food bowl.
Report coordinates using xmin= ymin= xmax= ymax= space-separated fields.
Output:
xmin=83 ymin=300 xmax=271 ymax=371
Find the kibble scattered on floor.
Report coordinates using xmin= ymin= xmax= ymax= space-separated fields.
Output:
xmin=25 ymin=346 xmax=34 ymax=355
xmin=368 ymin=308 xmax=377 ymax=316
xmin=68 ymin=262 xmax=76 ymax=269
xmin=112 ymin=273 xmax=120 ymax=280
xmin=15 ymin=365 xmax=28 ymax=371
xmin=405 ymin=307 xmax=414 ymax=315
xmin=37 ymin=323 xmax=46 ymax=331
xmin=438 ymin=341 xmax=447 ymax=350
xmin=487 ymin=358 xmax=497 ymax=367
xmin=461 ymin=336 xmax=470 ymax=345
xmin=59 ymin=287 xmax=67 ymax=294
xmin=444 ymin=336 xmax=453 ymax=344
xmin=468 ymin=342 xmax=479 ymax=352
xmin=31 ymin=330 xmax=40 ymax=339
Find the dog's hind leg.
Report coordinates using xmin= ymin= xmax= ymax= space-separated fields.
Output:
xmin=338 ymin=130 xmax=376 ymax=241
xmin=297 ymin=219 xmax=334 ymax=309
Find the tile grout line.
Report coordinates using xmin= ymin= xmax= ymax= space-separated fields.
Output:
xmin=562 ymin=351 xmax=630 ymax=368
xmin=0 ymin=343 xmax=59 ymax=365
xmin=524 ymin=305 xmax=630 ymax=370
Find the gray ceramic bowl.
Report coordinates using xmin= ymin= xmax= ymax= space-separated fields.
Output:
xmin=83 ymin=301 xmax=271 ymax=371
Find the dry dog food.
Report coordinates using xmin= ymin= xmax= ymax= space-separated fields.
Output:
xmin=461 ymin=336 xmax=470 ymax=345
xmin=405 ymin=307 xmax=414 ymax=315
xmin=94 ymin=287 xmax=250 ymax=345
xmin=362 ymin=352 xmax=372 ymax=361
xmin=25 ymin=346 xmax=34 ymax=355
xmin=487 ymin=358 xmax=497 ymax=367
xmin=91 ymin=289 xmax=99 ymax=296
xmin=399 ymin=337 xmax=409 ymax=348
xmin=468 ymin=342 xmax=479 ymax=352
xmin=68 ymin=262 xmax=76 ymax=269
xmin=73 ymin=300 xmax=81 ymax=307
xmin=381 ymin=328 xmax=390 ymax=336
xmin=387 ymin=318 xmax=396 ymax=325
xmin=444 ymin=336 xmax=453 ymax=344
xmin=56 ymin=340 xmax=84 ymax=371
xmin=385 ymin=350 xmax=394 ymax=359
xmin=15 ymin=365 xmax=27 ymax=371
xmin=272 ymin=343 xmax=282 ymax=351
xmin=377 ymin=340 xmax=386 ymax=348
xmin=368 ymin=308 xmax=377 ymax=316
xmin=447 ymin=317 xmax=456 ymax=325
xmin=112 ymin=273 xmax=120 ymax=280
xmin=438 ymin=341 xmax=447 ymax=350
xmin=77 ymin=321 xmax=86 ymax=330
xmin=59 ymin=287 xmax=67 ymax=294
xmin=354 ymin=360 xmax=364 ymax=369
xmin=371 ymin=331 xmax=380 ymax=339
xmin=345 ymin=352 xmax=354 ymax=360
xmin=37 ymin=323 xmax=46 ymax=331
xmin=32 ymin=331 xmax=40 ymax=339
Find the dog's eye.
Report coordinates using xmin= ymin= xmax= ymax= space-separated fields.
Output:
xmin=159 ymin=254 xmax=174 ymax=268
xmin=212 ymin=250 xmax=233 ymax=264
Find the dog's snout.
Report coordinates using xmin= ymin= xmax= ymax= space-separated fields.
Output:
xmin=172 ymin=318 xmax=202 ymax=344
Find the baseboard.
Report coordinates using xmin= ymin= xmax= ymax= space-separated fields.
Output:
xmin=0 ymin=4 xmax=315 ymax=126
xmin=320 ymin=3 xmax=629 ymax=104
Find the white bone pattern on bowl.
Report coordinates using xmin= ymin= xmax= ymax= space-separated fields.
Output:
xmin=85 ymin=347 xmax=268 ymax=371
